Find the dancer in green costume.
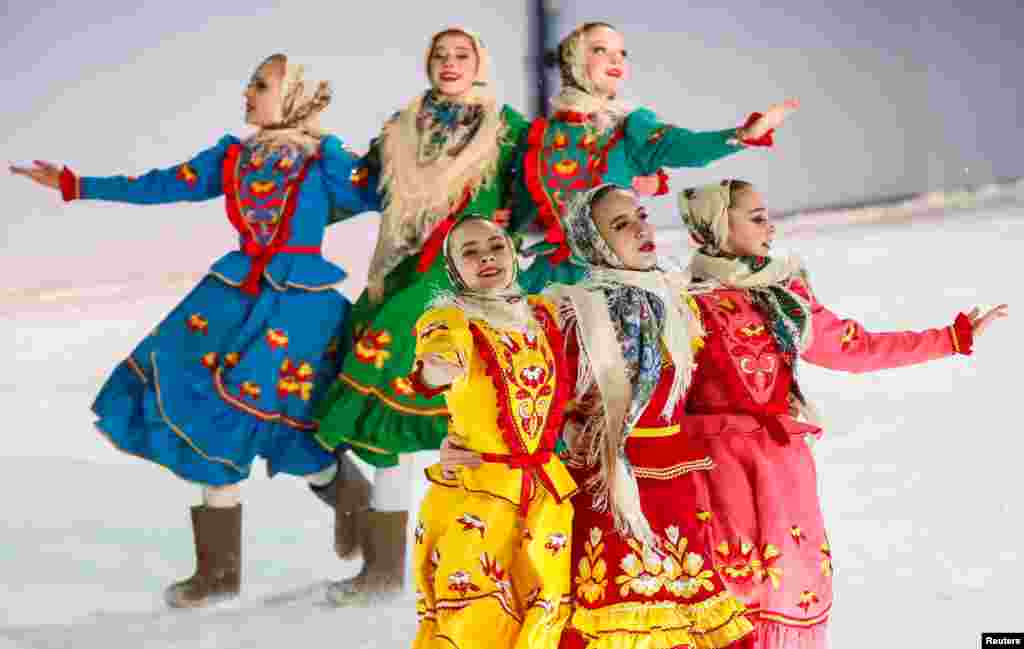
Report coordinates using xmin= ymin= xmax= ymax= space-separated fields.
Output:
xmin=312 ymin=27 xmax=528 ymax=604
xmin=512 ymin=21 xmax=800 ymax=292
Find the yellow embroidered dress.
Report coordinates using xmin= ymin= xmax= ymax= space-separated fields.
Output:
xmin=411 ymin=296 xmax=577 ymax=649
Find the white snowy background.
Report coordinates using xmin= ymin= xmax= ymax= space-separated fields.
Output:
xmin=3 ymin=1 xmax=1022 ymax=647
xmin=1 ymin=205 xmax=1021 ymax=648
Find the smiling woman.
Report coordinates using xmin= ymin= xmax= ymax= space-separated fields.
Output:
xmin=509 ymin=21 xmax=799 ymax=293
xmin=310 ymin=27 xmax=532 ymax=607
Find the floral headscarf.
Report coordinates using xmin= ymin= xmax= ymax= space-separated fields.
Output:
xmin=679 ymin=181 xmax=813 ymax=355
xmin=245 ymin=54 xmax=331 ymax=157
xmin=548 ymin=184 xmax=701 ymax=546
xmin=367 ymin=27 xmax=506 ymax=294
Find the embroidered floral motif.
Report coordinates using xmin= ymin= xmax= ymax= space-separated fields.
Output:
xmin=480 ymin=553 xmax=514 ymax=609
xmin=798 ymin=590 xmax=820 ymax=612
xmin=716 ymin=296 xmax=738 ymax=313
xmin=820 ymin=541 xmax=832 ymax=577
xmin=616 ymin=544 xmax=665 ymax=597
xmin=277 ymin=358 xmax=314 ymax=401
xmin=354 ymin=329 xmax=393 ymax=369
xmin=737 ymin=323 xmax=768 ymax=339
xmin=224 ymin=352 xmax=241 ymax=368
xmin=576 ymin=527 xmax=608 ymax=604
xmin=544 ymin=532 xmax=568 ymax=555
xmin=234 ymin=144 xmax=306 ymax=245
xmin=616 ymin=527 xmax=716 ymax=599
xmin=415 ymin=521 xmax=425 ymax=545
xmin=265 ymin=328 xmax=289 ymax=350
xmin=457 ymin=513 xmax=487 ymax=538
xmin=176 ymin=163 xmax=198 ymax=186
xmin=790 ymin=525 xmax=805 ymax=545
xmin=716 ymin=539 xmax=757 ymax=582
xmin=200 ymin=352 xmax=218 ymax=371
xmin=481 ymin=323 xmax=557 ymax=442
xmin=696 ymin=510 xmax=713 ymax=523
xmin=716 ymin=540 xmax=784 ymax=589
xmin=661 ymin=526 xmax=717 ymax=599
xmin=186 ymin=313 xmax=209 ymax=335
xmin=646 ymin=125 xmax=674 ymax=144
xmin=840 ymin=321 xmax=860 ymax=351
xmin=391 ymin=376 xmax=416 ymax=397
xmin=428 ymin=547 xmax=441 ymax=583
xmin=350 ymin=165 xmax=370 ymax=188
xmin=755 ymin=543 xmax=784 ymax=589
xmin=552 ymin=159 xmax=580 ymax=178
xmin=239 ymin=381 xmax=262 ymax=401
xmin=415 ymin=92 xmax=485 ymax=163
xmin=249 ymin=179 xmax=277 ymax=197
xmin=447 ymin=570 xmax=480 ymax=597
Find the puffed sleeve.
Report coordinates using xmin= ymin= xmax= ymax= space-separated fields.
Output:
xmin=320 ymin=135 xmax=382 ymax=224
xmin=409 ymin=306 xmax=474 ymax=395
xmin=61 ymin=135 xmax=237 ymax=204
xmin=624 ymin=108 xmax=745 ymax=176
xmin=794 ymin=275 xmax=973 ymax=373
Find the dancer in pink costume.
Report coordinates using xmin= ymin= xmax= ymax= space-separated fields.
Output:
xmin=677 ymin=180 xmax=1008 ymax=648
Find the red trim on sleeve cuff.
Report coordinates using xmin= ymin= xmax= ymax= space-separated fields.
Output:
xmin=738 ymin=112 xmax=774 ymax=147
xmin=59 ymin=166 xmax=80 ymax=202
xmin=950 ymin=312 xmax=974 ymax=356
xmin=408 ymin=360 xmax=450 ymax=398
xmin=654 ymin=168 xmax=670 ymax=196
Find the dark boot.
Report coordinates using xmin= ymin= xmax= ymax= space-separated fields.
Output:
xmin=309 ymin=450 xmax=368 ymax=508
xmin=328 ymin=452 xmax=372 ymax=560
xmin=326 ymin=509 xmax=408 ymax=605
xmin=164 ymin=504 xmax=242 ymax=608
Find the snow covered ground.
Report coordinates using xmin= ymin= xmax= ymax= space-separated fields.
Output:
xmin=1 ymin=204 xmax=1021 ymax=648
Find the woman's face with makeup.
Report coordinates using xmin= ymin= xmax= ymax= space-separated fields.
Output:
xmin=582 ymin=25 xmax=629 ymax=99
xmin=591 ymin=189 xmax=657 ymax=270
xmin=724 ymin=187 xmax=775 ymax=257
xmin=450 ymin=219 xmax=515 ymax=291
xmin=429 ymin=32 xmax=479 ymax=98
xmin=243 ymin=57 xmax=284 ymax=127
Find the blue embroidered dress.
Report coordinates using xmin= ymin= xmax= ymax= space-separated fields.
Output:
xmin=63 ymin=134 xmax=379 ymax=485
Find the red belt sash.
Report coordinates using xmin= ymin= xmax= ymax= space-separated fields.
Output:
xmin=479 ymin=449 xmax=557 ymax=517
xmin=239 ymin=243 xmax=321 ymax=295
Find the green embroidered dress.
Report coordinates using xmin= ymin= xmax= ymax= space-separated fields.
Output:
xmin=511 ymin=107 xmax=746 ymax=292
xmin=314 ymin=105 xmax=529 ymax=467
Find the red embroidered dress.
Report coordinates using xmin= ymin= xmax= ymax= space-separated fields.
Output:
xmin=559 ymin=324 xmax=755 ymax=649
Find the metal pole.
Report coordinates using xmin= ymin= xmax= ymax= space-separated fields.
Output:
xmin=528 ymin=0 xmax=561 ymax=119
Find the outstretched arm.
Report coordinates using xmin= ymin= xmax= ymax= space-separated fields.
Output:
xmin=625 ymin=99 xmax=798 ymax=174
xmin=12 ymin=136 xmax=236 ymax=205
xmin=321 ymin=135 xmax=381 ymax=224
xmin=795 ymin=276 xmax=1007 ymax=372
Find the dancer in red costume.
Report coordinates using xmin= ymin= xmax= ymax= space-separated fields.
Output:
xmin=678 ymin=180 xmax=1008 ymax=648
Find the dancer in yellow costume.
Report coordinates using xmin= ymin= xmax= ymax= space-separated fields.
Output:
xmin=409 ymin=215 xmax=577 ymax=649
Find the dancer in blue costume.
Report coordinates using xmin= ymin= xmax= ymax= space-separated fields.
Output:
xmin=11 ymin=53 xmax=379 ymax=608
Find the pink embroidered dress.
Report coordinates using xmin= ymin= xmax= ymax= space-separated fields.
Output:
xmin=683 ymin=275 xmax=973 ymax=649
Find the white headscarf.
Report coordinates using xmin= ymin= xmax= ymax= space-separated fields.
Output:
xmin=245 ymin=54 xmax=331 ymax=157
xmin=367 ymin=27 xmax=507 ymax=292
xmin=549 ymin=23 xmax=633 ymax=134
